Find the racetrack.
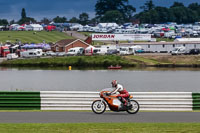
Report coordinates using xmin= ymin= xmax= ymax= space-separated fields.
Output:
xmin=0 ymin=112 xmax=199 ymax=123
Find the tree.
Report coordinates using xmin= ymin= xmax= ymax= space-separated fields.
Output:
xmin=89 ymin=17 xmax=99 ymax=25
xmin=95 ymin=0 xmax=136 ymax=21
xmin=53 ymin=16 xmax=67 ymax=23
xmin=0 ymin=19 xmax=8 ymax=26
xmin=188 ymin=3 xmax=200 ymax=20
xmin=79 ymin=13 xmax=89 ymax=25
xmin=41 ymin=18 xmax=51 ymax=24
xmin=21 ymin=8 xmax=26 ymax=19
xmin=170 ymin=2 xmax=184 ymax=8
xmin=69 ymin=17 xmax=79 ymax=23
xmin=18 ymin=8 xmax=36 ymax=24
xmin=18 ymin=17 xmax=36 ymax=25
xmin=140 ymin=0 xmax=155 ymax=11
xmin=10 ymin=20 xmax=15 ymax=25
xmin=188 ymin=3 xmax=200 ymax=10
xmin=101 ymin=10 xmax=123 ymax=24
xmin=155 ymin=6 xmax=170 ymax=23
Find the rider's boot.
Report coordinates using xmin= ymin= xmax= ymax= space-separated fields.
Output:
xmin=126 ymin=98 xmax=132 ymax=109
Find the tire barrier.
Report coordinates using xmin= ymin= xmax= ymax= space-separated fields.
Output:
xmin=0 ymin=91 xmax=199 ymax=111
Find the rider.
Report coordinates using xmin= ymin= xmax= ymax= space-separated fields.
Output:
xmin=109 ymin=80 xmax=130 ymax=107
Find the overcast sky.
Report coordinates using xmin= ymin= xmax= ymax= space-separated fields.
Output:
xmin=0 ymin=0 xmax=200 ymax=21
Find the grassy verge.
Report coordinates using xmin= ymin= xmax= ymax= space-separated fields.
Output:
xmin=0 ymin=55 xmax=136 ymax=67
xmin=124 ymin=55 xmax=200 ymax=66
xmin=0 ymin=123 xmax=199 ymax=133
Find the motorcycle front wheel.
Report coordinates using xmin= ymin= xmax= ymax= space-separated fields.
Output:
xmin=91 ymin=100 xmax=106 ymax=114
xmin=126 ymin=100 xmax=140 ymax=114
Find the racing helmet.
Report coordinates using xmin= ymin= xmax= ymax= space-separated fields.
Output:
xmin=111 ymin=80 xmax=118 ymax=87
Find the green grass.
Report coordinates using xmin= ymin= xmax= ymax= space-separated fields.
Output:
xmin=124 ymin=55 xmax=160 ymax=65
xmin=0 ymin=123 xmax=199 ymax=133
xmin=156 ymin=38 xmax=174 ymax=42
xmin=0 ymin=55 xmax=136 ymax=67
xmin=0 ymin=31 xmax=73 ymax=43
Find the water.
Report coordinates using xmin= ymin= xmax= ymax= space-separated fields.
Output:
xmin=0 ymin=68 xmax=199 ymax=92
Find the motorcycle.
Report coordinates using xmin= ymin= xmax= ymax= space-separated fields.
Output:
xmin=91 ymin=88 xmax=140 ymax=114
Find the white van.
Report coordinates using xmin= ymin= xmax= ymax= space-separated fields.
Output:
xmin=171 ymin=47 xmax=186 ymax=55
xmin=7 ymin=53 xmax=18 ymax=60
xmin=66 ymin=47 xmax=84 ymax=56
xmin=21 ymin=49 xmax=43 ymax=58
xmin=93 ymin=48 xmax=107 ymax=55
xmin=119 ymin=47 xmax=135 ymax=55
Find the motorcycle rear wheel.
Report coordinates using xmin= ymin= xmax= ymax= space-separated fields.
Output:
xmin=126 ymin=100 xmax=140 ymax=114
xmin=91 ymin=100 xmax=106 ymax=114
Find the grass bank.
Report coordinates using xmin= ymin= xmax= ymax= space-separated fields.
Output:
xmin=1 ymin=55 xmax=200 ymax=68
xmin=0 ymin=123 xmax=199 ymax=133
xmin=124 ymin=55 xmax=200 ymax=67
xmin=0 ymin=31 xmax=73 ymax=43
xmin=0 ymin=55 xmax=136 ymax=68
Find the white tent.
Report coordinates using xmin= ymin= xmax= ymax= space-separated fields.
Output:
xmin=97 ymin=23 xmax=119 ymax=28
xmin=25 ymin=24 xmax=43 ymax=31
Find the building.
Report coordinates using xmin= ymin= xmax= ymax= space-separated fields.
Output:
xmin=119 ymin=41 xmax=200 ymax=53
xmin=52 ymin=39 xmax=90 ymax=52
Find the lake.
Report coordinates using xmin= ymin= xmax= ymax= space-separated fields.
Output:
xmin=0 ymin=67 xmax=199 ymax=92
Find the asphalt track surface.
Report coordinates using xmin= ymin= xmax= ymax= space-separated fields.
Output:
xmin=0 ymin=112 xmax=199 ymax=123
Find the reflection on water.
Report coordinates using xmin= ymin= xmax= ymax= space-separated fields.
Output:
xmin=0 ymin=67 xmax=200 ymax=92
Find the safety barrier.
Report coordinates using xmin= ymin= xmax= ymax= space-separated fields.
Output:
xmin=0 ymin=91 xmax=199 ymax=111
xmin=40 ymin=91 xmax=195 ymax=111
xmin=0 ymin=91 xmax=40 ymax=110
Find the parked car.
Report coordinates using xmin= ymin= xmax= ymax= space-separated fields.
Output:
xmin=66 ymin=47 xmax=84 ymax=56
xmin=93 ymin=48 xmax=107 ymax=55
xmin=46 ymin=51 xmax=56 ymax=56
xmin=184 ymin=48 xmax=200 ymax=55
xmin=57 ymin=52 xmax=66 ymax=56
xmin=7 ymin=53 xmax=18 ymax=60
xmin=106 ymin=49 xmax=118 ymax=55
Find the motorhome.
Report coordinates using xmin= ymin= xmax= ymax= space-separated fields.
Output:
xmin=119 ymin=47 xmax=135 ymax=55
xmin=7 ymin=53 xmax=18 ymax=60
xmin=20 ymin=49 xmax=43 ymax=58
xmin=93 ymin=48 xmax=107 ymax=55
xmin=130 ymin=45 xmax=144 ymax=53
xmin=171 ymin=46 xmax=186 ymax=55
xmin=66 ymin=47 xmax=84 ymax=56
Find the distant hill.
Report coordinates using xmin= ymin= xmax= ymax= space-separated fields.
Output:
xmin=0 ymin=31 xmax=73 ymax=44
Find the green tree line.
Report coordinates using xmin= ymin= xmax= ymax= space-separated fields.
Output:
xmin=135 ymin=1 xmax=200 ymax=24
